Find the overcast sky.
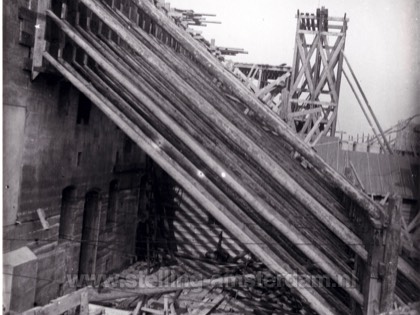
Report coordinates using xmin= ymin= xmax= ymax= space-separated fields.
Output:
xmin=169 ymin=0 xmax=420 ymax=137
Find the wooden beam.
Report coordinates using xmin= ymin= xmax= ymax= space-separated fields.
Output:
xmin=288 ymin=107 xmax=323 ymax=118
xmin=21 ymin=287 xmax=89 ymax=315
xmin=304 ymin=115 xmax=324 ymax=143
xmin=31 ymin=0 xmax=50 ymax=80
xmin=407 ymin=211 xmax=420 ymax=232
xmin=132 ymin=0 xmax=385 ymax=226
xmin=343 ymin=69 xmax=387 ymax=154
xmin=43 ymin=52 xmax=339 ymax=315
xmin=343 ymin=54 xmax=393 ymax=154
xmin=36 ymin=208 xmax=50 ymax=230
xmin=349 ymin=161 xmax=365 ymax=192
xmin=192 ymin=295 xmax=225 ymax=315
xmin=379 ymin=197 xmax=401 ymax=312
xmin=60 ymin=0 xmax=368 ymax=272
xmin=84 ymin=25 xmax=363 ymax=303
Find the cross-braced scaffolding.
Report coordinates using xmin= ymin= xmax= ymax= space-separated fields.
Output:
xmin=287 ymin=7 xmax=348 ymax=146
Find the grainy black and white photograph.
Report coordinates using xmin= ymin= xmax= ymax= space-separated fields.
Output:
xmin=2 ymin=0 xmax=420 ymax=314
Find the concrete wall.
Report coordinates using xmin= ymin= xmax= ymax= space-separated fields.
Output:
xmin=3 ymin=0 xmax=146 ymax=308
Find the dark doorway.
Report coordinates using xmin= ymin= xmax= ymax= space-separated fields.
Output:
xmin=78 ymin=191 xmax=101 ymax=279
xmin=58 ymin=186 xmax=77 ymax=242
xmin=106 ymin=180 xmax=119 ymax=229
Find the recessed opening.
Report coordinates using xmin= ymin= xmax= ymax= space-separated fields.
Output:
xmin=106 ymin=180 xmax=119 ymax=227
xmin=58 ymin=81 xmax=71 ymax=117
xmin=76 ymin=93 xmax=92 ymax=125
xmin=58 ymin=186 xmax=77 ymax=243
xmin=115 ymin=150 xmax=119 ymax=164
xmin=79 ymin=190 xmax=101 ymax=279
xmin=123 ymin=136 xmax=132 ymax=155
xmin=77 ymin=152 xmax=82 ymax=166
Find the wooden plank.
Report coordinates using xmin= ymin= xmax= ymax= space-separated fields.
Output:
xmin=31 ymin=0 xmax=50 ymax=80
xmin=313 ymin=37 xmax=345 ymax=99
xmin=304 ymin=115 xmax=323 ymax=143
xmin=288 ymin=107 xmax=323 ymax=118
xmin=378 ymin=155 xmax=393 ymax=196
xmin=80 ymin=290 xmax=89 ymax=315
xmin=295 ymin=15 xmax=349 ymax=22
xmin=349 ymin=152 xmax=368 ymax=193
xmin=22 ymin=288 xmax=88 ymax=314
xmin=296 ymin=35 xmax=315 ymax=93
xmin=372 ymin=153 xmax=384 ymax=195
xmin=163 ymin=295 xmax=169 ymax=315
xmin=408 ymin=211 xmax=420 ymax=232
xmin=362 ymin=228 xmax=384 ymax=315
xmin=141 ymin=307 xmax=164 ymax=315
xmin=89 ymin=304 xmax=131 ymax=315
xmin=350 ymin=161 xmax=365 ymax=192
xmin=366 ymin=152 xmax=374 ymax=195
xmin=317 ymin=40 xmax=339 ymax=103
xmin=343 ymin=54 xmax=393 ymax=154
xmin=298 ymin=29 xmax=344 ymax=36
xmin=379 ymin=193 xmax=390 ymax=206
xmin=289 ymin=98 xmax=336 ymax=107
xmin=36 ymin=208 xmax=50 ymax=230
xmin=192 ymin=295 xmax=225 ymax=315
xmin=289 ymin=34 xmax=319 ymax=95
xmin=397 ymin=258 xmax=420 ymax=289
xmin=170 ymin=303 xmax=177 ymax=315
xmin=379 ymin=197 xmax=401 ymax=312
xmin=21 ymin=307 xmax=41 ymax=315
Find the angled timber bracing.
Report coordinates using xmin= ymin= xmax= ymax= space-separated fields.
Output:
xmin=26 ymin=0 xmax=420 ymax=314
xmin=288 ymin=8 xmax=347 ymax=146
xmin=230 ymin=62 xmax=291 ymax=116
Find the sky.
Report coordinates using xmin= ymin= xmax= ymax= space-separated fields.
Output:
xmin=169 ymin=0 xmax=420 ymax=137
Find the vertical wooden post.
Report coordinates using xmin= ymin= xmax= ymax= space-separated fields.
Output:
xmin=80 ymin=289 xmax=89 ymax=315
xmin=31 ymin=0 xmax=51 ymax=80
xmin=362 ymin=227 xmax=383 ymax=315
xmin=379 ymin=197 xmax=401 ymax=312
xmin=362 ymin=196 xmax=401 ymax=315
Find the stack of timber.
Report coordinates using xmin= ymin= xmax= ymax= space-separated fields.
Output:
xmin=165 ymin=4 xmax=247 ymax=59
xmin=31 ymin=0 xmax=420 ymax=314
xmin=88 ymin=259 xmax=321 ymax=314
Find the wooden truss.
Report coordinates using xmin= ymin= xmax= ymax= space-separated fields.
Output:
xmin=231 ymin=63 xmax=291 ymax=117
xmin=287 ymin=8 xmax=348 ymax=146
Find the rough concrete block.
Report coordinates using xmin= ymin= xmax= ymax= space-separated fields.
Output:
xmin=3 ymin=246 xmax=38 ymax=313
xmin=35 ymin=247 xmax=67 ymax=305
xmin=3 ymin=105 xmax=26 ymax=226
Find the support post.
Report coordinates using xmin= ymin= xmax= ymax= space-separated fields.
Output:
xmin=362 ymin=196 xmax=401 ymax=315
xmin=379 ymin=197 xmax=401 ymax=312
xmin=31 ymin=0 xmax=51 ymax=80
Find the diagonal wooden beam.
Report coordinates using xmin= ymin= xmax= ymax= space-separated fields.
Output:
xmin=296 ymin=35 xmax=316 ymax=93
xmin=71 ymin=12 xmax=364 ymax=304
xmin=313 ymin=37 xmax=345 ymax=99
xmin=69 ymin=1 xmax=370 ymax=263
xmin=290 ymin=34 xmax=319 ymax=95
xmin=107 ymin=0 xmax=386 ymax=228
xmin=317 ymin=40 xmax=339 ymax=103
xmin=43 ymin=50 xmax=340 ymax=315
